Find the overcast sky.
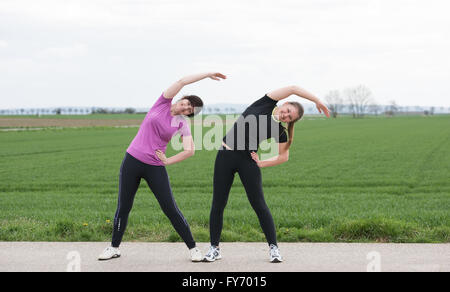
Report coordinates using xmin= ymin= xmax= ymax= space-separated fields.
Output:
xmin=1 ymin=0 xmax=449 ymax=109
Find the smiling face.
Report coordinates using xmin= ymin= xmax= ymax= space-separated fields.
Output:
xmin=278 ymin=102 xmax=302 ymax=123
xmin=175 ymin=99 xmax=194 ymax=116
xmin=173 ymin=95 xmax=203 ymax=117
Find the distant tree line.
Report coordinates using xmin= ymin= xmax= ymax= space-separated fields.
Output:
xmin=324 ymin=85 xmax=447 ymax=118
xmin=0 ymin=107 xmax=137 ymax=115
xmin=202 ymin=107 xmax=238 ymax=114
xmin=0 ymin=98 xmax=449 ymax=116
xmin=91 ymin=107 xmax=136 ymax=114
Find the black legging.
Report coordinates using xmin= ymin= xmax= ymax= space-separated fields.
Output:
xmin=111 ymin=152 xmax=196 ymax=249
xmin=209 ymin=149 xmax=277 ymax=247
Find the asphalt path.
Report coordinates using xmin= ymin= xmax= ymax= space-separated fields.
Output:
xmin=0 ymin=242 xmax=448 ymax=272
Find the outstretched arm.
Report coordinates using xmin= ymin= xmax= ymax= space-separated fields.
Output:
xmin=267 ymin=85 xmax=330 ymax=117
xmin=163 ymin=72 xmax=227 ymax=99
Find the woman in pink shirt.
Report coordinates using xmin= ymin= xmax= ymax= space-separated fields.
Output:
xmin=98 ymin=72 xmax=226 ymax=262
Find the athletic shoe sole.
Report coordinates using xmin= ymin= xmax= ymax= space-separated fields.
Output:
xmin=270 ymin=257 xmax=282 ymax=263
xmin=98 ymin=254 xmax=121 ymax=261
xmin=202 ymin=256 xmax=222 ymax=262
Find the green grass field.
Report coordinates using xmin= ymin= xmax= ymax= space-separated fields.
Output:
xmin=0 ymin=115 xmax=449 ymax=243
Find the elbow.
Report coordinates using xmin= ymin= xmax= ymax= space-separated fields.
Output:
xmin=186 ymin=149 xmax=195 ymax=157
xmin=276 ymin=157 xmax=288 ymax=166
xmin=177 ymin=79 xmax=187 ymax=87
xmin=289 ymin=85 xmax=299 ymax=94
xmin=280 ymin=153 xmax=289 ymax=163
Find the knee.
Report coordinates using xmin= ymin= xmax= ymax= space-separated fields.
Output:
xmin=211 ymin=200 xmax=227 ymax=215
xmin=250 ymin=200 xmax=269 ymax=214
xmin=160 ymin=201 xmax=182 ymax=218
xmin=116 ymin=203 xmax=133 ymax=217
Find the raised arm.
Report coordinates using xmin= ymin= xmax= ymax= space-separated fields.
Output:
xmin=267 ymin=85 xmax=330 ymax=117
xmin=163 ymin=72 xmax=227 ymax=99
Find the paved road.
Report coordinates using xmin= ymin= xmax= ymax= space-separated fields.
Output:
xmin=0 ymin=242 xmax=448 ymax=272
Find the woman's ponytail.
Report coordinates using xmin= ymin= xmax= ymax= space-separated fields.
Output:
xmin=286 ymin=122 xmax=295 ymax=149
xmin=285 ymin=102 xmax=304 ymax=149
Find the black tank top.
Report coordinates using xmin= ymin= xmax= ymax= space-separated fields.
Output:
xmin=223 ymin=95 xmax=288 ymax=151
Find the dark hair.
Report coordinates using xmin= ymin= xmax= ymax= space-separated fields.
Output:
xmin=286 ymin=102 xmax=304 ymax=149
xmin=182 ymin=95 xmax=203 ymax=117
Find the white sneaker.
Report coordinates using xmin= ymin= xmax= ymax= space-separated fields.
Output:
xmin=190 ymin=247 xmax=203 ymax=262
xmin=203 ymin=245 xmax=222 ymax=262
xmin=98 ymin=246 xmax=121 ymax=261
xmin=269 ymin=244 xmax=283 ymax=263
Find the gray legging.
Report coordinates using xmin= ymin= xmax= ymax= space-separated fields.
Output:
xmin=111 ymin=152 xmax=196 ymax=249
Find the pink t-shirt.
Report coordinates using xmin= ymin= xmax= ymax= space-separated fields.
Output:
xmin=126 ymin=93 xmax=191 ymax=166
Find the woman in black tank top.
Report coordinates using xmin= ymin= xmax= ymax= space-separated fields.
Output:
xmin=204 ymin=85 xmax=330 ymax=263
